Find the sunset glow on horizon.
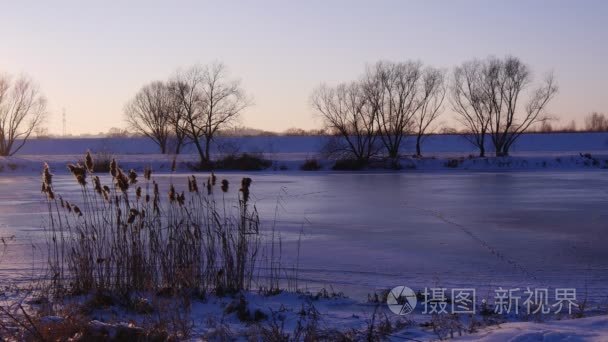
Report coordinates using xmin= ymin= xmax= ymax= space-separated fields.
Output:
xmin=1 ymin=0 xmax=607 ymax=135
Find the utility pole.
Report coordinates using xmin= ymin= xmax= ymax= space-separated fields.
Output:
xmin=62 ymin=108 xmax=67 ymax=136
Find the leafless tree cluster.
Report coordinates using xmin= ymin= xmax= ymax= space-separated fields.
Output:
xmin=584 ymin=112 xmax=608 ymax=131
xmin=314 ymin=56 xmax=558 ymax=161
xmin=282 ymin=127 xmax=327 ymax=136
xmin=452 ymin=56 xmax=558 ymax=156
xmin=311 ymin=82 xmax=380 ymax=161
xmin=125 ymin=81 xmax=174 ymax=153
xmin=413 ymin=67 xmax=447 ymax=156
xmin=0 ymin=73 xmax=46 ymax=156
xmin=125 ymin=63 xmax=251 ymax=164
xmin=311 ymin=61 xmax=446 ymax=161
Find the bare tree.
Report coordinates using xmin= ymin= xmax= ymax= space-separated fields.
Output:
xmin=451 ymin=60 xmax=492 ymax=157
xmin=311 ymin=82 xmax=379 ymax=162
xmin=168 ymin=67 xmax=205 ymax=160
xmin=584 ymin=112 xmax=608 ymax=131
xmin=563 ymin=119 xmax=577 ymax=132
xmin=106 ymin=127 xmax=130 ymax=138
xmin=171 ymin=63 xmax=250 ymax=165
xmin=484 ymin=56 xmax=558 ymax=156
xmin=365 ymin=61 xmax=423 ymax=159
xmin=199 ymin=63 xmax=250 ymax=162
xmin=538 ymin=120 xmax=554 ymax=133
xmin=125 ymin=81 xmax=173 ymax=153
xmin=167 ymin=110 xmax=189 ymax=154
xmin=0 ymin=74 xmax=46 ymax=156
xmin=413 ymin=67 xmax=446 ymax=156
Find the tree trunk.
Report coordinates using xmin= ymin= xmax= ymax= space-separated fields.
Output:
xmin=192 ymin=138 xmax=205 ymax=165
xmin=204 ymin=137 xmax=212 ymax=163
xmin=478 ymin=135 xmax=486 ymax=157
xmin=387 ymin=145 xmax=399 ymax=159
xmin=416 ymin=135 xmax=422 ymax=157
xmin=501 ymin=144 xmax=510 ymax=157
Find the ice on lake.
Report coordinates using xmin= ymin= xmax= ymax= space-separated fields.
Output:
xmin=1 ymin=171 xmax=607 ymax=302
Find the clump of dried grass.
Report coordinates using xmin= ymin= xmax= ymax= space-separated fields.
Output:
xmin=42 ymin=153 xmax=262 ymax=299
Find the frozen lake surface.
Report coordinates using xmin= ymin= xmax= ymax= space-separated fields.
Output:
xmin=1 ymin=171 xmax=607 ymax=302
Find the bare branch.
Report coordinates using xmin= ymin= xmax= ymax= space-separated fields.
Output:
xmin=364 ymin=61 xmax=423 ymax=159
xmin=0 ymin=74 xmax=47 ymax=156
xmin=170 ymin=63 xmax=251 ymax=165
xmin=413 ymin=67 xmax=446 ymax=156
xmin=450 ymin=60 xmax=492 ymax=157
xmin=124 ymin=81 xmax=174 ymax=154
xmin=311 ymin=82 xmax=379 ymax=161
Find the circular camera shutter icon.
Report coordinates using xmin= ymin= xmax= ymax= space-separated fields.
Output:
xmin=386 ymin=286 xmax=417 ymax=315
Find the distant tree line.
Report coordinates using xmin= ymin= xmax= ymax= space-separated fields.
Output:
xmin=312 ymin=56 xmax=559 ymax=161
xmin=3 ymin=56 xmax=608 ymax=159
xmin=584 ymin=112 xmax=608 ymax=132
xmin=527 ymin=113 xmax=608 ymax=134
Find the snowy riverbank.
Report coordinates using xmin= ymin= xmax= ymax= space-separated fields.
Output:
xmin=1 ymin=132 xmax=608 ymax=174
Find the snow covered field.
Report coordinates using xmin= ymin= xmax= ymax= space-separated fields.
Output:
xmin=10 ymin=132 xmax=608 ymax=156
xmin=1 ymin=132 xmax=608 ymax=174
xmin=1 ymin=133 xmax=608 ymax=340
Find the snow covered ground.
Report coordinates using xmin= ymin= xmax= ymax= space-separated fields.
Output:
xmin=454 ymin=315 xmax=608 ymax=341
xmin=1 ymin=132 xmax=608 ymax=174
xmin=1 ymin=133 xmax=608 ymax=340
xmin=11 ymin=132 xmax=608 ymax=156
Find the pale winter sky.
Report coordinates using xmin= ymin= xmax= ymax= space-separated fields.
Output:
xmin=1 ymin=0 xmax=607 ymax=135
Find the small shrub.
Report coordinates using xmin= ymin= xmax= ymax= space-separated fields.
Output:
xmin=307 ymin=287 xmax=346 ymax=301
xmin=444 ymin=159 xmax=462 ymax=168
xmin=430 ymin=313 xmax=464 ymax=340
xmin=224 ymin=295 xmax=267 ymax=323
xmin=260 ymin=286 xmax=283 ymax=297
xmin=78 ymin=151 xmax=114 ymax=173
xmin=217 ymin=153 xmax=271 ymax=170
xmin=367 ymin=289 xmax=389 ymax=304
xmin=579 ymin=153 xmax=600 ymax=167
xmin=130 ymin=297 xmax=154 ymax=315
xmin=35 ymin=313 xmax=89 ymax=341
xmin=300 ymin=158 xmax=321 ymax=171
xmin=83 ymin=291 xmax=116 ymax=312
xmin=192 ymin=153 xmax=272 ymax=171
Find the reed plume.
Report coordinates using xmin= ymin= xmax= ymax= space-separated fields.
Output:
xmin=42 ymin=152 xmax=268 ymax=302
xmin=85 ymin=150 xmax=94 ymax=172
